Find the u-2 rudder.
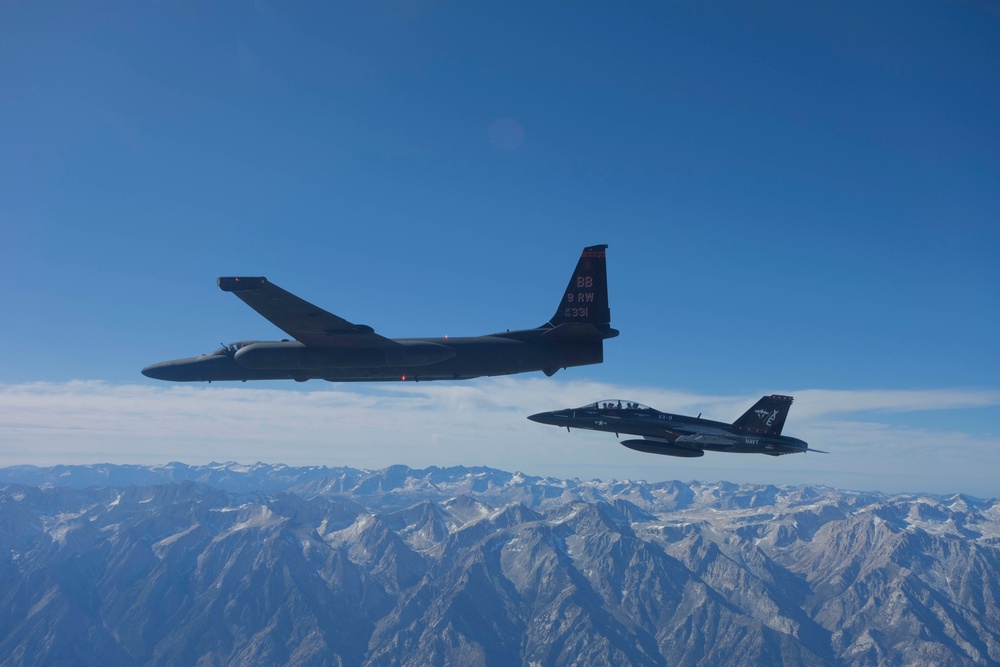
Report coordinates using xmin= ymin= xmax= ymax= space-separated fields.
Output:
xmin=546 ymin=244 xmax=618 ymax=339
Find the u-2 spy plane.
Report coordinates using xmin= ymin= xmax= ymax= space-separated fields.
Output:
xmin=529 ymin=395 xmax=824 ymax=457
xmin=142 ymin=245 xmax=617 ymax=383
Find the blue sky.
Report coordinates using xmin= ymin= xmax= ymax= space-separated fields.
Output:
xmin=1 ymin=1 xmax=998 ymax=496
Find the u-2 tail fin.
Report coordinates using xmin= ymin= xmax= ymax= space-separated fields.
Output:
xmin=547 ymin=244 xmax=617 ymax=338
xmin=732 ymin=395 xmax=794 ymax=437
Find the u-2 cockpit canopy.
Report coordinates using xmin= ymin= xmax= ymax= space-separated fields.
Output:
xmin=209 ymin=341 xmax=254 ymax=356
xmin=580 ymin=399 xmax=654 ymax=412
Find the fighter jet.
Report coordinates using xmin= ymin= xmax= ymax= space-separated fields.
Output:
xmin=528 ymin=395 xmax=825 ymax=457
xmin=142 ymin=245 xmax=617 ymax=383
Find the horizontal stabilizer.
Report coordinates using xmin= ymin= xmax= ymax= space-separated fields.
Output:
xmin=541 ymin=322 xmax=608 ymax=341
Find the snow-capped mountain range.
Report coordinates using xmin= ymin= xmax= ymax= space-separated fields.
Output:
xmin=1 ymin=462 xmax=998 ymax=666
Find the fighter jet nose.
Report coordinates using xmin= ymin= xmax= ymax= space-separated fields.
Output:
xmin=527 ymin=411 xmax=561 ymax=425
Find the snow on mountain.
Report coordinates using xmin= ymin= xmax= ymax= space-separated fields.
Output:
xmin=1 ymin=462 xmax=998 ymax=666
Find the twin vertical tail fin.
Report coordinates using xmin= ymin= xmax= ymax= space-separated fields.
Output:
xmin=732 ymin=395 xmax=794 ymax=437
xmin=547 ymin=244 xmax=617 ymax=339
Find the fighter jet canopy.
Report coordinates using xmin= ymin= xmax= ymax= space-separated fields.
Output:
xmin=581 ymin=400 xmax=654 ymax=411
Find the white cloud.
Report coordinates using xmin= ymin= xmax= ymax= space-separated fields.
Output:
xmin=792 ymin=388 xmax=1000 ymax=419
xmin=1 ymin=379 xmax=998 ymax=497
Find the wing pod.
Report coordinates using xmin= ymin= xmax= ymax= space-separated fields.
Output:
xmin=621 ymin=439 xmax=705 ymax=457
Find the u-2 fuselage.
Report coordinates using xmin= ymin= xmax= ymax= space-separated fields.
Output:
xmin=142 ymin=330 xmax=605 ymax=383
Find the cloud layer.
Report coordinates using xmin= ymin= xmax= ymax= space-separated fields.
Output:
xmin=2 ymin=379 xmax=998 ymax=497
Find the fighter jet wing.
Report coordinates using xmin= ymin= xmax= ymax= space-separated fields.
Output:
xmin=666 ymin=425 xmax=739 ymax=448
xmin=674 ymin=433 xmax=738 ymax=447
xmin=217 ymin=277 xmax=399 ymax=348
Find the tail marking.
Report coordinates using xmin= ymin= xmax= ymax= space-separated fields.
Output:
xmin=548 ymin=244 xmax=616 ymax=338
xmin=733 ymin=395 xmax=794 ymax=437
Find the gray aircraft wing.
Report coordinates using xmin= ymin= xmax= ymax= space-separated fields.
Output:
xmin=666 ymin=425 xmax=739 ymax=447
xmin=674 ymin=433 xmax=738 ymax=447
xmin=217 ymin=277 xmax=400 ymax=348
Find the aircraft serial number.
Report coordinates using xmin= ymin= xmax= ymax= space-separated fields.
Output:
xmin=563 ymin=307 xmax=590 ymax=317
